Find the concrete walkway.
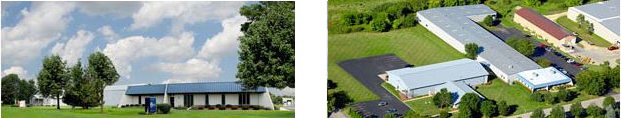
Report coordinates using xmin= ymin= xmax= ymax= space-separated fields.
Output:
xmin=329 ymin=110 xmax=350 ymax=118
xmin=507 ymin=94 xmax=619 ymax=118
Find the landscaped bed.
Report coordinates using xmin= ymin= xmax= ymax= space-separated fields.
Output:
xmin=1 ymin=105 xmax=294 ymax=118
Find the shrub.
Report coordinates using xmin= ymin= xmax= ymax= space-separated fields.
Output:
xmin=587 ymin=104 xmax=604 ymax=117
xmin=439 ymin=110 xmax=451 ymax=118
xmin=173 ymin=106 xmax=187 ymax=110
xmin=530 ymin=92 xmax=545 ymax=102
xmin=216 ymin=104 xmax=225 ymax=110
xmin=241 ymin=105 xmax=250 ymax=110
xmin=192 ymin=105 xmax=204 ymax=110
xmin=401 ymin=14 xmax=417 ymax=28
xmin=545 ymin=92 xmax=558 ymax=104
xmin=230 ymin=105 xmax=238 ymax=110
xmin=392 ymin=18 xmax=403 ymax=29
xmin=372 ymin=2 xmax=413 ymax=18
xmin=370 ymin=13 xmax=392 ymax=32
xmin=156 ymin=104 xmax=172 ymax=114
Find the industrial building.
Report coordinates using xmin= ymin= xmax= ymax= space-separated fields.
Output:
xmin=385 ymin=59 xmax=487 ymax=107
xmin=568 ymin=0 xmax=620 ymax=45
xmin=513 ymin=67 xmax=574 ymax=91
xmin=416 ymin=4 xmax=573 ymax=92
xmin=514 ymin=8 xmax=577 ymax=48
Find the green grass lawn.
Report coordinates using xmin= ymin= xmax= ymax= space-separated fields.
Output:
xmin=404 ymin=97 xmax=451 ymax=116
xmin=1 ymin=106 xmax=294 ymax=118
xmin=382 ymin=82 xmax=401 ymax=99
xmin=476 ymin=79 xmax=598 ymax=115
xmin=555 ymin=16 xmax=612 ymax=47
xmin=328 ymin=26 xmax=466 ymax=102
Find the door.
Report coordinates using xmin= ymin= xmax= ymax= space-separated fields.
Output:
xmin=169 ymin=97 xmax=175 ymax=107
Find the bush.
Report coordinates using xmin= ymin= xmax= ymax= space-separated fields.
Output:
xmin=545 ymin=92 xmax=558 ymax=104
xmin=216 ymin=104 xmax=225 ymax=110
xmin=530 ymin=92 xmax=545 ymax=102
xmin=587 ymin=104 xmax=604 ymax=117
xmin=439 ymin=110 xmax=451 ymax=118
xmin=173 ymin=106 xmax=187 ymax=110
xmin=370 ymin=13 xmax=392 ymax=32
xmin=241 ymin=105 xmax=250 ymax=110
xmin=192 ymin=105 xmax=204 ymax=110
xmin=372 ymin=2 xmax=413 ymax=18
xmin=392 ymin=18 xmax=403 ymax=29
xmin=156 ymin=104 xmax=172 ymax=114
xmin=401 ymin=14 xmax=417 ymax=28
xmin=340 ymin=12 xmax=373 ymax=26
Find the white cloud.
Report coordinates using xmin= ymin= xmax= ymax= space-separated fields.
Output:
xmin=156 ymin=58 xmax=221 ymax=83
xmin=97 ymin=25 xmax=118 ymax=41
xmin=197 ymin=15 xmax=247 ymax=60
xmin=103 ymin=32 xmax=195 ymax=79
xmin=76 ymin=1 xmax=142 ymax=18
xmin=129 ymin=1 xmax=245 ymax=33
xmin=1 ymin=2 xmax=76 ymax=65
xmin=1 ymin=66 xmax=28 ymax=79
xmin=51 ymin=30 xmax=95 ymax=66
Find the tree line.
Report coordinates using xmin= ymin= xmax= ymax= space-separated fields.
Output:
xmin=1 ymin=74 xmax=37 ymax=105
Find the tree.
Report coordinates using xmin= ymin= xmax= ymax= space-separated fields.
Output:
xmin=480 ymin=100 xmax=497 ymax=117
xmin=237 ymin=1 xmax=295 ymax=89
xmin=370 ymin=13 xmax=392 ymax=32
xmin=506 ymin=37 xmax=536 ymax=56
xmin=531 ymin=108 xmax=545 ymax=118
xmin=444 ymin=0 xmax=458 ymax=7
xmin=523 ymin=0 xmax=542 ymax=7
xmin=498 ymin=100 xmax=510 ymax=116
xmin=549 ymin=105 xmax=566 ymax=118
xmin=545 ymin=92 xmax=558 ymax=104
xmin=328 ymin=80 xmax=337 ymax=90
xmin=530 ymin=92 xmax=545 ymax=102
xmin=64 ymin=61 xmax=101 ymax=109
xmin=605 ymin=105 xmax=617 ymax=118
xmin=587 ymin=104 xmax=604 ymax=117
xmin=458 ymin=93 xmax=481 ymax=118
xmin=483 ymin=15 xmax=494 ymax=26
xmin=465 ymin=43 xmax=479 ymax=59
xmin=1 ymin=74 xmax=21 ymax=104
xmin=535 ymin=59 xmax=552 ymax=68
xmin=570 ymin=101 xmax=584 ymax=118
xmin=603 ymin=96 xmax=615 ymax=109
xmin=328 ymin=91 xmax=353 ymax=112
xmin=37 ymin=55 xmax=68 ymax=109
xmin=577 ymin=14 xmax=587 ymax=28
xmin=428 ymin=0 xmax=443 ymax=8
xmin=439 ymin=110 xmax=451 ymax=118
xmin=17 ymin=79 xmax=37 ymax=104
xmin=402 ymin=14 xmax=417 ymax=28
xmin=86 ymin=52 xmax=120 ymax=113
xmin=557 ymin=88 xmax=572 ymax=102
xmin=610 ymin=66 xmax=619 ymax=88
xmin=576 ymin=70 xmax=608 ymax=96
xmin=433 ymin=88 xmax=453 ymax=108
xmin=565 ymin=0 xmax=584 ymax=7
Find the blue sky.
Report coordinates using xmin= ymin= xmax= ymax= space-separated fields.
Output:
xmin=1 ymin=1 xmax=251 ymax=85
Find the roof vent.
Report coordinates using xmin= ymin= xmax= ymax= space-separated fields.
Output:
xmin=509 ymin=65 xmax=514 ymax=69
xmin=533 ymin=72 xmax=538 ymax=77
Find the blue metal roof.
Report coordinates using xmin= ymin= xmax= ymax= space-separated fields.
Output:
xmin=386 ymin=59 xmax=489 ymax=89
xmin=125 ymin=82 xmax=267 ymax=95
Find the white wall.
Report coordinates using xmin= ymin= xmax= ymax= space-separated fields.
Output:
xmin=224 ymin=94 xmax=239 ymax=105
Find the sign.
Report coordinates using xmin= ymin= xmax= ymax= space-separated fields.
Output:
xmin=18 ymin=100 xmax=26 ymax=108
xmin=144 ymin=98 xmax=157 ymax=114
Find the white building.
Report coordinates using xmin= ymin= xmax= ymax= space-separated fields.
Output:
xmin=568 ymin=0 xmax=620 ymax=45
xmin=117 ymin=82 xmax=274 ymax=109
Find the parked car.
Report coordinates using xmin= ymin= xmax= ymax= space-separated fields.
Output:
xmin=545 ymin=47 xmax=553 ymax=52
xmin=608 ymin=46 xmax=619 ymax=50
xmin=573 ymin=62 xmax=583 ymax=66
xmin=567 ymin=59 xmax=575 ymax=63
xmin=386 ymin=108 xmax=397 ymax=114
xmin=558 ymin=68 xmax=568 ymax=74
xmin=538 ymin=44 xmax=547 ymax=47
xmin=378 ymin=101 xmax=387 ymax=107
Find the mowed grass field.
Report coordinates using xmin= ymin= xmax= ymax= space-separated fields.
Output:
xmin=1 ymin=106 xmax=294 ymax=118
xmin=556 ymin=16 xmax=612 ymax=47
xmin=328 ymin=26 xmax=466 ymax=102
xmin=476 ymin=79 xmax=599 ymax=115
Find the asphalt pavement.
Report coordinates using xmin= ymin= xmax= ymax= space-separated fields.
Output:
xmin=337 ymin=54 xmax=412 ymax=118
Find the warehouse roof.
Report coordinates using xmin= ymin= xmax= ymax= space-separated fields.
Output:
xmin=125 ymin=82 xmax=267 ymax=95
xmin=417 ymin=4 xmax=542 ymax=76
xmin=386 ymin=59 xmax=489 ymax=90
xmin=515 ymin=8 xmax=573 ymax=40
xmin=570 ymin=0 xmax=620 ymax=36
xmin=513 ymin=67 xmax=573 ymax=89
xmin=444 ymin=81 xmax=485 ymax=103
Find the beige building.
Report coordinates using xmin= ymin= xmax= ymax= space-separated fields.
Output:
xmin=514 ymin=8 xmax=577 ymax=48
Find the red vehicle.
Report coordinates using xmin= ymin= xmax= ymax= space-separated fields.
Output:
xmin=573 ymin=62 xmax=583 ymax=66
xmin=608 ymin=46 xmax=619 ymax=50
xmin=537 ymin=44 xmax=547 ymax=47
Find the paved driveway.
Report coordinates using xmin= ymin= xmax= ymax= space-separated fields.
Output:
xmin=337 ymin=54 xmax=412 ymax=117
xmin=489 ymin=25 xmax=582 ymax=77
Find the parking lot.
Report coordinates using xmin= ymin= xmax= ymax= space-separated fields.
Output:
xmin=489 ymin=25 xmax=582 ymax=77
xmin=337 ymin=54 xmax=412 ymax=117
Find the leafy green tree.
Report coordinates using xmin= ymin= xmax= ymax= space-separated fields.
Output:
xmin=603 ymin=96 xmax=615 ymax=109
xmin=549 ymin=105 xmax=566 ymax=118
xmin=444 ymin=0 xmax=458 ymax=7
xmin=570 ymin=101 xmax=584 ymax=118
xmin=17 ymin=79 xmax=37 ymax=104
xmin=237 ymin=2 xmax=294 ymax=89
xmin=328 ymin=80 xmax=337 ymax=90
xmin=577 ymin=14 xmax=587 ymax=28
xmin=328 ymin=91 xmax=353 ymax=112
xmin=576 ymin=70 xmax=608 ymax=96
xmin=523 ymin=0 xmax=542 ymax=7
xmin=506 ymin=37 xmax=536 ymax=56
xmin=587 ymin=104 xmax=604 ymax=117
xmin=465 ymin=43 xmax=479 ymax=59
xmin=481 ymin=100 xmax=497 ymax=117
xmin=531 ymin=108 xmax=545 ymax=118
xmin=370 ymin=13 xmax=392 ymax=32
xmin=565 ymin=0 xmax=584 ymax=7
xmin=535 ymin=59 xmax=552 ymax=68
xmin=545 ymin=92 xmax=558 ymax=104
xmin=428 ymin=0 xmax=444 ymax=8
xmin=270 ymin=93 xmax=283 ymax=105
xmin=557 ymin=88 xmax=573 ymax=102
xmin=402 ymin=14 xmax=417 ymax=28
xmin=531 ymin=92 xmax=545 ymax=102
xmin=458 ymin=106 xmax=474 ymax=118
xmin=610 ymin=66 xmax=619 ymax=88
xmin=498 ymin=100 xmax=510 ymax=116
xmin=458 ymin=93 xmax=480 ymax=118
xmin=483 ymin=15 xmax=494 ymax=26
xmin=1 ymin=74 xmax=20 ymax=104
xmin=37 ymin=55 xmax=68 ymax=109
xmin=439 ymin=110 xmax=451 ymax=118
xmin=86 ymin=52 xmax=120 ymax=113
xmin=433 ymin=88 xmax=453 ymax=108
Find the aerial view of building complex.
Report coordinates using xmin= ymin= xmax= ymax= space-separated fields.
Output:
xmin=328 ymin=0 xmax=619 ymax=118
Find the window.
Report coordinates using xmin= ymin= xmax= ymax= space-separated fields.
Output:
xmin=239 ymin=93 xmax=250 ymax=105
xmin=184 ymin=94 xmax=194 ymax=107
xmin=221 ymin=94 xmax=225 ymax=105
xmin=138 ymin=96 xmax=142 ymax=104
